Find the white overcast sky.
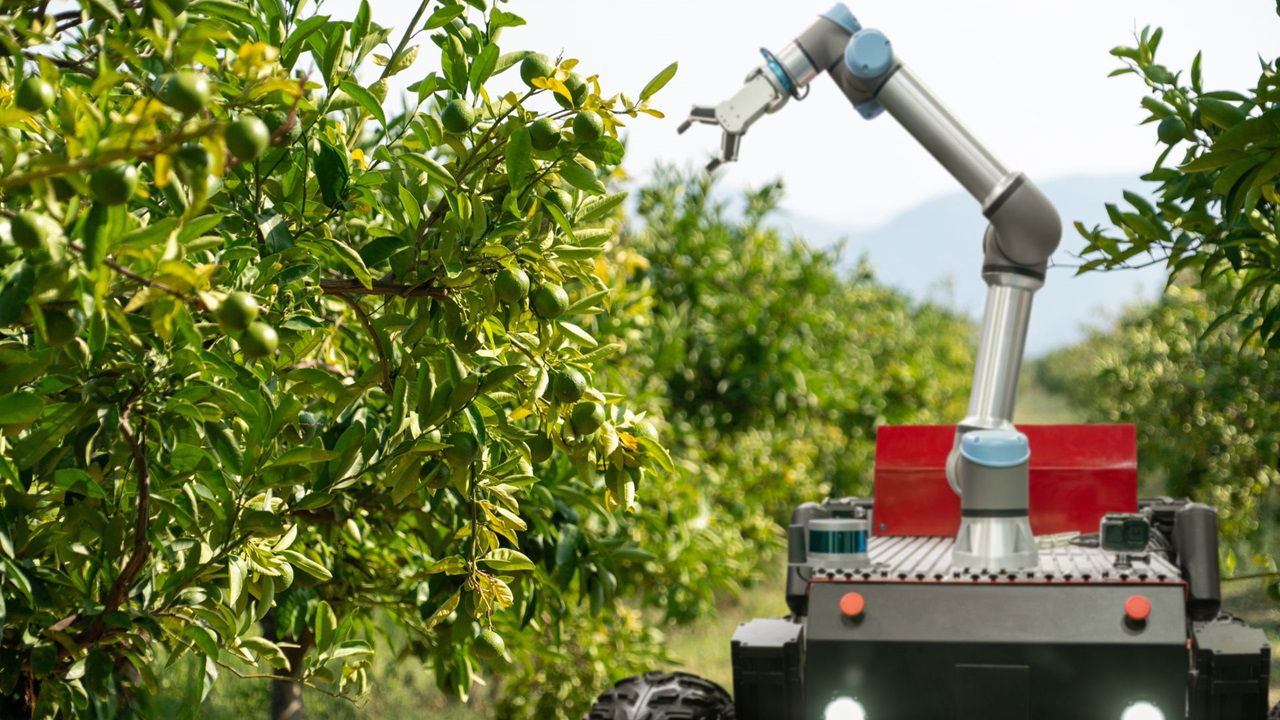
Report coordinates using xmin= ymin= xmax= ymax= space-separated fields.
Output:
xmin=329 ymin=0 xmax=1278 ymax=227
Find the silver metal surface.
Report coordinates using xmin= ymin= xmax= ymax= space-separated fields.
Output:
xmin=811 ymin=535 xmax=1182 ymax=584
xmin=877 ymin=65 xmax=1010 ymax=201
xmin=953 ymin=515 xmax=1038 ymax=571
xmin=678 ymin=72 xmax=788 ymax=171
xmin=775 ymin=41 xmax=820 ymax=88
xmin=963 ymin=280 xmax=1037 ymax=431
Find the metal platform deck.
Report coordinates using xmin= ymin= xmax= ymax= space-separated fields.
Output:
xmin=809 ymin=535 xmax=1183 ymax=585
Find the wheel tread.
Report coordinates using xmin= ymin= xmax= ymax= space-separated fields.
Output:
xmin=585 ymin=672 xmax=734 ymax=720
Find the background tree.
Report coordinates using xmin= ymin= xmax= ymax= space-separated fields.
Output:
xmin=1061 ymin=2 xmax=1280 ymax=597
xmin=0 ymin=0 xmax=680 ymax=717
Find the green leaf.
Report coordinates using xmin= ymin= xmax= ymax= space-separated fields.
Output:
xmin=575 ymin=192 xmax=627 ymax=223
xmin=557 ymin=321 xmax=598 ymax=347
xmin=281 ymin=14 xmax=330 ymax=69
xmin=469 ymin=43 xmax=500 ymax=93
xmin=184 ymin=625 xmax=219 ymax=658
xmin=267 ymin=446 xmax=339 ymax=468
xmin=0 ymin=261 xmax=35 ymax=326
xmin=258 ymin=209 xmax=294 ymax=255
xmin=279 ymin=549 xmax=333 ymax=581
xmin=329 ymin=237 xmax=373 ymax=288
xmin=314 ymin=600 xmax=337 ymax=653
xmin=227 ymin=557 xmax=246 ymax=607
xmin=639 ymin=61 xmax=678 ymax=101
xmin=403 ymin=153 xmax=454 ymax=186
xmin=505 ymin=125 xmax=533 ymax=190
xmin=560 ymin=160 xmax=606 ymax=195
xmin=241 ymin=636 xmax=291 ymax=670
xmin=351 ymin=0 xmax=370 ymax=46
xmin=338 ymin=79 xmax=387 ymax=128
xmin=0 ymin=391 xmax=41 ymax=424
xmin=482 ymin=548 xmax=535 ymax=572
xmin=81 ymin=202 xmax=113 ymax=269
xmin=315 ymin=139 xmax=351 ymax=207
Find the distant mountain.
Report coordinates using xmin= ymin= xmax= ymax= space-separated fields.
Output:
xmin=775 ymin=174 xmax=1167 ymax=356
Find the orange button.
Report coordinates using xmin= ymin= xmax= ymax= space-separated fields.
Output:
xmin=1125 ymin=595 xmax=1151 ymax=622
xmin=840 ymin=592 xmax=866 ymax=618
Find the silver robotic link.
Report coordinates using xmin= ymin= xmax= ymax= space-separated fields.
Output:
xmin=681 ymin=3 xmax=1062 ymax=571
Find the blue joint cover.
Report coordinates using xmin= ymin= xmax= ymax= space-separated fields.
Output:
xmin=845 ymin=28 xmax=894 ymax=80
xmin=822 ymin=3 xmax=861 ymax=34
xmin=759 ymin=48 xmax=795 ymax=95
xmin=960 ymin=430 xmax=1030 ymax=468
xmin=854 ymin=99 xmax=884 ymax=120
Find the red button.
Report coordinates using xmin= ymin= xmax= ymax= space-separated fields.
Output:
xmin=1125 ymin=595 xmax=1151 ymax=622
xmin=840 ymin=592 xmax=866 ymax=618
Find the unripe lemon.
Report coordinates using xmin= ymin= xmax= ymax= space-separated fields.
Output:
xmin=226 ymin=115 xmax=270 ymax=162
xmin=529 ymin=117 xmax=561 ymax=151
xmin=89 ymin=162 xmax=138 ymax=205
xmin=159 ymin=71 xmax=211 ymax=116
xmin=15 ymin=77 xmax=54 ymax=112
xmin=554 ymin=72 xmax=589 ymax=110
xmin=43 ymin=310 xmax=80 ymax=347
xmin=530 ymin=283 xmax=568 ymax=319
xmin=441 ymin=99 xmax=475 ymax=135
xmin=240 ymin=321 xmax=278 ymax=359
xmin=1157 ymin=116 xmax=1186 ymax=145
xmin=552 ymin=367 xmax=586 ymax=403
xmin=519 ymin=54 xmax=555 ymax=89
xmin=494 ymin=267 xmax=530 ymax=304
xmin=569 ymin=401 xmax=605 ymax=435
xmin=527 ymin=433 xmax=553 ymax=464
xmin=444 ymin=431 xmax=480 ymax=466
xmin=572 ymin=110 xmax=603 ymax=143
xmin=474 ymin=629 xmax=506 ymax=660
xmin=217 ymin=291 xmax=260 ymax=332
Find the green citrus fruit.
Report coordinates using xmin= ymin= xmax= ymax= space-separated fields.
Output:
xmin=265 ymin=110 xmax=300 ymax=145
xmin=15 ymin=77 xmax=54 ymax=112
xmin=552 ymin=367 xmax=586 ymax=403
xmin=569 ymin=401 xmax=605 ymax=435
xmin=240 ymin=321 xmax=278 ymax=359
xmin=494 ymin=267 xmax=530 ymax=304
xmin=529 ymin=117 xmax=561 ymax=151
xmin=159 ymin=71 xmax=211 ymax=116
xmin=10 ymin=211 xmax=47 ymax=250
xmin=441 ymin=98 xmax=475 ymax=135
xmin=217 ymin=291 xmax=259 ymax=332
xmin=544 ymin=188 xmax=574 ymax=212
xmin=527 ymin=433 xmax=553 ymax=464
xmin=633 ymin=419 xmax=659 ymax=443
xmin=88 ymin=162 xmax=138 ymax=205
xmin=572 ymin=110 xmax=603 ymax=143
xmin=43 ymin=310 xmax=79 ymax=347
xmin=530 ymin=283 xmax=569 ymax=319
xmin=554 ymin=72 xmax=589 ymax=110
xmin=474 ymin=629 xmax=506 ymax=660
xmin=1157 ymin=116 xmax=1186 ymax=145
xmin=519 ymin=54 xmax=555 ymax=89
xmin=225 ymin=115 xmax=270 ymax=162
xmin=174 ymin=142 xmax=213 ymax=182
xmin=444 ymin=431 xmax=480 ymax=466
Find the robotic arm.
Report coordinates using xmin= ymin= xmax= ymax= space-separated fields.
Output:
xmin=680 ymin=3 xmax=1062 ymax=496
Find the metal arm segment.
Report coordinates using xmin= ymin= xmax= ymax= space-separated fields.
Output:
xmin=678 ymin=4 xmax=1063 ymax=494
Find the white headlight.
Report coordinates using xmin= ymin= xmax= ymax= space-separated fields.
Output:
xmin=824 ymin=697 xmax=867 ymax=720
xmin=1120 ymin=701 xmax=1164 ymax=720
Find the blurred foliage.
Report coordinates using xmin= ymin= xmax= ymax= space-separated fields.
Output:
xmin=1037 ymin=281 xmax=1280 ymax=573
xmin=1076 ymin=9 xmax=1280 ymax=348
xmin=0 ymin=0 xmax=683 ymax=717
xmin=607 ymin=168 xmax=975 ymax=611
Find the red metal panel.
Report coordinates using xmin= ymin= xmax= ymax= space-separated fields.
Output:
xmin=872 ymin=425 xmax=1137 ymax=537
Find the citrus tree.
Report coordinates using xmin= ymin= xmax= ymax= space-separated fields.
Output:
xmin=1076 ymin=4 xmax=1280 ymax=348
xmin=0 ymin=0 xmax=678 ymax=717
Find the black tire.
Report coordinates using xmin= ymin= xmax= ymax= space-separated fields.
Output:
xmin=585 ymin=671 xmax=735 ymax=720
xmin=1268 ymin=699 xmax=1280 ymax=720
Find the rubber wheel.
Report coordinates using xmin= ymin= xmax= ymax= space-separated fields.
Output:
xmin=1268 ymin=700 xmax=1280 ymax=720
xmin=585 ymin=671 xmax=735 ymax=720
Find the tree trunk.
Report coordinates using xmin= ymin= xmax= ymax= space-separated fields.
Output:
xmin=262 ymin=609 xmax=311 ymax=720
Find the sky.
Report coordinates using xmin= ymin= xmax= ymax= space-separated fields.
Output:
xmin=330 ymin=0 xmax=1278 ymax=226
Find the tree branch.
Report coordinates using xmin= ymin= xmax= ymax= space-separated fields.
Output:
xmin=319 ymin=278 xmax=448 ymax=298
xmin=335 ymin=294 xmax=393 ymax=393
